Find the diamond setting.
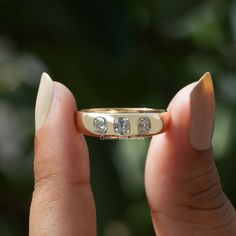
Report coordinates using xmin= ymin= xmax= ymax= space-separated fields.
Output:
xmin=113 ymin=117 xmax=130 ymax=135
xmin=138 ymin=117 xmax=151 ymax=135
xmin=93 ymin=117 xmax=108 ymax=134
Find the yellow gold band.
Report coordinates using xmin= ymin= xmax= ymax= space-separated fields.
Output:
xmin=76 ymin=108 xmax=170 ymax=138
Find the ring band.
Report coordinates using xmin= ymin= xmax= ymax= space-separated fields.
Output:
xmin=76 ymin=108 xmax=170 ymax=138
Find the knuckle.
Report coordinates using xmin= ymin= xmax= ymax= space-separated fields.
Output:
xmin=176 ymin=166 xmax=236 ymax=231
xmin=181 ymin=166 xmax=223 ymax=209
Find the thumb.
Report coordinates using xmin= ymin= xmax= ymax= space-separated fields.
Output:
xmin=30 ymin=73 xmax=96 ymax=236
xmin=145 ymin=73 xmax=236 ymax=235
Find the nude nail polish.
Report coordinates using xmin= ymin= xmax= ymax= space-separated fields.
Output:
xmin=190 ymin=72 xmax=215 ymax=150
xmin=35 ymin=73 xmax=54 ymax=131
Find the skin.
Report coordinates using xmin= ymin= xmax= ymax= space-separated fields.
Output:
xmin=30 ymin=81 xmax=236 ymax=236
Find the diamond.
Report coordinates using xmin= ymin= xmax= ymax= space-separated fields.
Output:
xmin=138 ymin=117 xmax=151 ymax=135
xmin=113 ymin=117 xmax=130 ymax=135
xmin=93 ymin=117 xmax=107 ymax=134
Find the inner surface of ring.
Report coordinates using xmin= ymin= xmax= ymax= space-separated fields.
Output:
xmin=80 ymin=108 xmax=165 ymax=113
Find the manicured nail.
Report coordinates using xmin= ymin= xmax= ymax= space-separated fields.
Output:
xmin=35 ymin=73 xmax=54 ymax=131
xmin=190 ymin=72 xmax=215 ymax=150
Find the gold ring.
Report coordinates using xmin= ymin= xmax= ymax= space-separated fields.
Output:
xmin=76 ymin=108 xmax=170 ymax=138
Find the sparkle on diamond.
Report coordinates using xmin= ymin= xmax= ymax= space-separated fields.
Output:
xmin=93 ymin=117 xmax=107 ymax=134
xmin=113 ymin=117 xmax=130 ymax=135
xmin=138 ymin=117 xmax=151 ymax=135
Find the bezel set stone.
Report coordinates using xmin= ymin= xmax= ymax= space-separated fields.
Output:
xmin=93 ymin=116 xmax=152 ymax=136
xmin=93 ymin=116 xmax=108 ymax=134
xmin=113 ymin=117 xmax=130 ymax=135
xmin=138 ymin=117 xmax=151 ymax=135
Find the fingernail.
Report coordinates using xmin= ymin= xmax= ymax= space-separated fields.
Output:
xmin=190 ymin=72 xmax=215 ymax=150
xmin=35 ymin=73 xmax=54 ymax=131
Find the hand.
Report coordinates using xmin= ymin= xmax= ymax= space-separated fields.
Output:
xmin=29 ymin=73 xmax=236 ymax=236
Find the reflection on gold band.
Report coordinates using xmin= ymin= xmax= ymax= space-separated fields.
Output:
xmin=77 ymin=108 xmax=170 ymax=139
xmin=81 ymin=108 xmax=166 ymax=113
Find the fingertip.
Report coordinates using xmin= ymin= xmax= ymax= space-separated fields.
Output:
xmin=34 ymin=78 xmax=89 ymax=185
xmin=50 ymin=81 xmax=77 ymax=123
xmin=35 ymin=80 xmax=78 ymax=136
xmin=165 ymin=82 xmax=197 ymax=151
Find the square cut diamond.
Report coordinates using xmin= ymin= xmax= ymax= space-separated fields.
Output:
xmin=93 ymin=117 xmax=107 ymax=134
xmin=113 ymin=117 xmax=130 ymax=135
xmin=138 ymin=117 xmax=151 ymax=135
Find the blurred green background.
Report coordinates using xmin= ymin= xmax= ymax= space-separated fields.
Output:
xmin=0 ymin=0 xmax=236 ymax=235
